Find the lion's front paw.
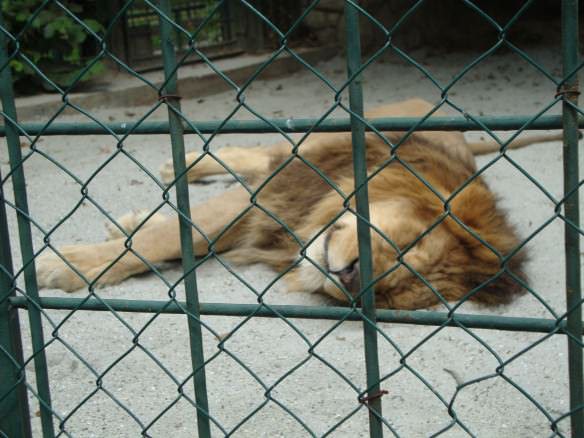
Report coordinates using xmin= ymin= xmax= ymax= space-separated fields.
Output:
xmin=36 ymin=250 xmax=86 ymax=292
xmin=159 ymin=159 xmax=176 ymax=185
xmin=36 ymin=244 xmax=125 ymax=292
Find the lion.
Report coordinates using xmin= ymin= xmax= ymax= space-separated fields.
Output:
xmin=36 ymin=98 xmax=561 ymax=309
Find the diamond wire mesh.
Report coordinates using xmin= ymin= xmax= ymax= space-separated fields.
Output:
xmin=0 ymin=0 xmax=583 ymax=437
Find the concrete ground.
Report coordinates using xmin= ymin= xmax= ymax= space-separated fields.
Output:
xmin=2 ymin=43 xmax=581 ymax=437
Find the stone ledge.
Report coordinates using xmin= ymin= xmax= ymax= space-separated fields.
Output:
xmin=15 ymin=46 xmax=339 ymax=121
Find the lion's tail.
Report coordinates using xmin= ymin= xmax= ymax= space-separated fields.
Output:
xmin=467 ymin=132 xmax=566 ymax=155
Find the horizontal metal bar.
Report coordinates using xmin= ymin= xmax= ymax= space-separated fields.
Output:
xmin=8 ymin=296 xmax=581 ymax=335
xmin=0 ymin=114 xmax=575 ymax=137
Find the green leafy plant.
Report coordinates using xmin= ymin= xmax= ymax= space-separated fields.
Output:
xmin=2 ymin=0 xmax=105 ymax=92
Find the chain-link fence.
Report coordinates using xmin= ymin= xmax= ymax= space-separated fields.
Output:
xmin=1 ymin=0 xmax=583 ymax=437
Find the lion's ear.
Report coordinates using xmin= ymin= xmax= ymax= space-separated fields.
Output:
xmin=445 ymin=182 xmax=519 ymax=263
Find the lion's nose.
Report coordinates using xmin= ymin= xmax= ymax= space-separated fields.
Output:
xmin=330 ymin=259 xmax=360 ymax=294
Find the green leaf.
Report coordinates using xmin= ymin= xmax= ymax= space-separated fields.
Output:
xmin=9 ymin=59 xmax=24 ymax=72
xmin=6 ymin=2 xmax=109 ymax=92
xmin=50 ymin=60 xmax=105 ymax=88
xmin=15 ymin=12 xmax=28 ymax=22
xmin=64 ymin=47 xmax=81 ymax=63
xmin=43 ymin=23 xmax=56 ymax=39
xmin=84 ymin=19 xmax=104 ymax=34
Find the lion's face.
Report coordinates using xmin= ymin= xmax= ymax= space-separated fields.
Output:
xmin=291 ymin=201 xmax=451 ymax=307
xmin=290 ymin=192 xmax=524 ymax=310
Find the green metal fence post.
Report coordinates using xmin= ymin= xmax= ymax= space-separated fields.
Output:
xmin=344 ymin=1 xmax=384 ymax=436
xmin=0 ymin=11 xmax=55 ymax=438
xmin=156 ymin=1 xmax=211 ymax=436
xmin=3 ymin=114 xmax=584 ymax=137
xmin=7 ymin=296 xmax=584 ymax=335
xmin=0 ymin=168 xmax=31 ymax=438
xmin=561 ymin=1 xmax=583 ymax=436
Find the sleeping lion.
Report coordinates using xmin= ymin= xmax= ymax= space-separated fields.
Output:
xmin=36 ymin=98 xmax=561 ymax=309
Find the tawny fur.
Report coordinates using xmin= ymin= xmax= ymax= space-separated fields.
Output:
xmin=37 ymin=98 xmax=557 ymax=309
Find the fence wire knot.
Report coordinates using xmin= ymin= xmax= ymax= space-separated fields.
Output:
xmin=555 ymin=82 xmax=580 ymax=99
xmin=158 ymin=94 xmax=183 ymax=102
xmin=358 ymin=389 xmax=388 ymax=405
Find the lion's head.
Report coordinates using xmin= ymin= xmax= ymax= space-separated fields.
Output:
xmin=288 ymin=175 xmax=526 ymax=310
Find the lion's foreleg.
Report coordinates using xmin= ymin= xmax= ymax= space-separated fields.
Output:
xmin=37 ymin=187 xmax=249 ymax=291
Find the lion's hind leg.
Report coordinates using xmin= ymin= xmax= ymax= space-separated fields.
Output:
xmin=160 ymin=143 xmax=289 ymax=185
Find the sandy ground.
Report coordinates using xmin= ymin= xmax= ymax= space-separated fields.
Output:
xmin=2 ymin=43 xmax=581 ymax=437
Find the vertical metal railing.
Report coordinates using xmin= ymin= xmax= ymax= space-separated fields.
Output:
xmin=0 ymin=11 xmax=54 ymax=438
xmin=561 ymin=1 xmax=583 ymax=437
xmin=0 ymin=167 xmax=31 ymax=438
xmin=156 ymin=1 xmax=211 ymax=436
xmin=344 ymin=1 xmax=383 ymax=437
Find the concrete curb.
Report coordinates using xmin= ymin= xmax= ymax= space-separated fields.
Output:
xmin=15 ymin=46 xmax=339 ymax=121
